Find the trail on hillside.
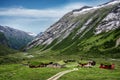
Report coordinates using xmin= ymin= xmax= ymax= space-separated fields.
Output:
xmin=47 ymin=68 xmax=78 ymax=80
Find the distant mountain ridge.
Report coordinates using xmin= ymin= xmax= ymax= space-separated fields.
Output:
xmin=72 ymin=6 xmax=92 ymax=12
xmin=0 ymin=25 xmax=34 ymax=49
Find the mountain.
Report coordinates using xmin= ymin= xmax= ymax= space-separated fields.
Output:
xmin=0 ymin=32 xmax=8 ymax=46
xmin=0 ymin=25 xmax=34 ymax=49
xmin=0 ymin=32 xmax=17 ymax=56
xmin=26 ymin=0 xmax=120 ymax=58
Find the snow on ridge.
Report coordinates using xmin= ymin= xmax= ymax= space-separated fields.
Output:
xmin=73 ymin=0 xmax=120 ymax=15
xmin=27 ymin=32 xmax=37 ymax=37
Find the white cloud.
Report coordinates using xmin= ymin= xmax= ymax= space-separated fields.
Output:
xmin=0 ymin=3 xmax=85 ymax=18
xmin=0 ymin=2 xmax=85 ymax=33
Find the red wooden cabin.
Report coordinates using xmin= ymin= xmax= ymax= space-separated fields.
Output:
xmin=99 ymin=64 xmax=115 ymax=69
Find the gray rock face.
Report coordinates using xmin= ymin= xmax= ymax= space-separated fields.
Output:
xmin=26 ymin=11 xmax=75 ymax=49
xmin=0 ymin=25 xmax=34 ymax=49
xmin=95 ymin=4 xmax=120 ymax=34
xmin=26 ymin=0 xmax=120 ymax=50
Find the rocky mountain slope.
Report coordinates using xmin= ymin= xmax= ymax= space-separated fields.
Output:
xmin=0 ymin=25 xmax=34 ymax=49
xmin=26 ymin=0 xmax=120 ymax=58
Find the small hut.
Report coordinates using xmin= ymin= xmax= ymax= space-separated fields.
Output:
xmin=47 ymin=63 xmax=63 ymax=68
xmin=99 ymin=64 xmax=115 ymax=69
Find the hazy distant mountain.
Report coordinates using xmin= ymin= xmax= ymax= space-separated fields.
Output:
xmin=0 ymin=32 xmax=17 ymax=56
xmin=0 ymin=32 xmax=8 ymax=46
xmin=26 ymin=0 xmax=120 ymax=57
xmin=0 ymin=25 xmax=34 ymax=49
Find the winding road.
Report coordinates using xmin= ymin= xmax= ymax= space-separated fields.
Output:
xmin=47 ymin=68 xmax=78 ymax=80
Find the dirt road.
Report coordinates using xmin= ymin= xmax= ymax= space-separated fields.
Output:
xmin=47 ymin=68 xmax=78 ymax=80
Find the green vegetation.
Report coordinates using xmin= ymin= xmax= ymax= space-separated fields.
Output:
xmin=58 ymin=58 xmax=120 ymax=80
xmin=0 ymin=58 xmax=120 ymax=80
xmin=0 ymin=64 xmax=67 ymax=80
xmin=0 ymin=32 xmax=18 ymax=64
xmin=59 ymin=67 xmax=120 ymax=80
xmin=0 ymin=45 xmax=17 ymax=56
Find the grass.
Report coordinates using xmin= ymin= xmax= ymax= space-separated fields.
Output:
xmin=59 ymin=67 xmax=120 ymax=80
xmin=0 ymin=64 xmax=67 ymax=80
xmin=0 ymin=58 xmax=120 ymax=80
xmin=58 ymin=59 xmax=120 ymax=80
xmin=0 ymin=44 xmax=17 ymax=56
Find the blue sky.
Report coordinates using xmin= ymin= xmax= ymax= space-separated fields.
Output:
xmin=0 ymin=0 xmax=110 ymax=34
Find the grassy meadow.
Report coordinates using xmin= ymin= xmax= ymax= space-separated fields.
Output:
xmin=0 ymin=56 xmax=120 ymax=80
xmin=0 ymin=64 xmax=67 ymax=80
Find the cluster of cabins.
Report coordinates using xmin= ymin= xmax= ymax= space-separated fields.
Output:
xmin=78 ymin=61 xmax=115 ymax=69
xmin=78 ymin=61 xmax=96 ymax=68
xmin=28 ymin=60 xmax=115 ymax=69
xmin=29 ymin=62 xmax=64 ymax=68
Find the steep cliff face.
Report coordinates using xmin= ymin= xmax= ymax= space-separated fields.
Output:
xmin=26 ymin=0 xmax=120 ymax=57
xmin=0 ymin=25 xmax=34 ymax=49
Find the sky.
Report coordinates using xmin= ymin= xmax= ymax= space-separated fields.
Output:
xmin=0 ymin=0 xmax=110 ymax=34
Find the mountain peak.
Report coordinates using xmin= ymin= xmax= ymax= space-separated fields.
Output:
xmin=72 ymin=6 xmax=92 ymax=12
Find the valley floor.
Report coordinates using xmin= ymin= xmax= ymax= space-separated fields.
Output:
xmin=0 ymin=58 xmax=120 ymax=80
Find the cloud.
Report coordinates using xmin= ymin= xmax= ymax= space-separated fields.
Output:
xmin=0 ymin=2 xmax=85 ymax=33
xmin=0 ymin=3 xmax=85 ymax=18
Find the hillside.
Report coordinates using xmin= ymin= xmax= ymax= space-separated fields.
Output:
xmin=0 ymin=32 xmax=8 ymax=46
xmin=26 ymin=0 xmax=120 ymax=58
xmin=0 ymin=32 xmax=17 ymax=56
xmin=0 ymin=25 xmax=34 ymax=49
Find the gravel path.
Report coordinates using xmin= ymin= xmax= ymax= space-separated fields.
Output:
xmin=47 ymin=68 xmax=78 ymax=80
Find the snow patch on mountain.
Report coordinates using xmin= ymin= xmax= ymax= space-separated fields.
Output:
xmin=27 ymin=32 xmax=36 ymax=37
xmin=73 ymin=0 xmax=120 ymax=16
